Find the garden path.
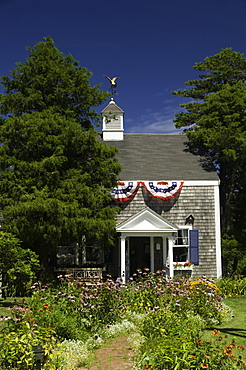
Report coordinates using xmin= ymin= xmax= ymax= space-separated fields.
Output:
xmin=78 ymin=335 xmax=134 ymax=370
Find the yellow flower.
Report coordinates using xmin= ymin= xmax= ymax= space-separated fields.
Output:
xmin=57 ymin=351 xmax=61 ymax=355
xmin=49 ymin=354 xmax=54 ymax=359
xmin=25 ymin=322 xmax=30 ymax=329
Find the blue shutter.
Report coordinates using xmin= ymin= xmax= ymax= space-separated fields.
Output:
xmin=189 ymin=230 xmax=199 ymax=265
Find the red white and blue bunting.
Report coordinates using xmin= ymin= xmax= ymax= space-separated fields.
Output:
xmin=111 ymin=181 xmax=184 ymax=202
xmin=111 ymin=181 xmax=140 ymax=203
xmin=144 ymin=181 xmax=184 ymax=201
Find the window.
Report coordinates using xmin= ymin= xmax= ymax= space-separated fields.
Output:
xmin=173 ymin=228 xmax=190 ymax=263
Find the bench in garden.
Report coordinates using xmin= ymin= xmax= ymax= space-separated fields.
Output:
xmin=65 ymin=267 xmax=103 ymax=282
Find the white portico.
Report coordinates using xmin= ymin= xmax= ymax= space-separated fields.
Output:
xmin=116 ymin=207 xmax=178 ymax=283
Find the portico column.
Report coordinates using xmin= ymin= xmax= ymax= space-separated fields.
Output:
xmin=120 ymin=235 xmax=126 ymax=284
xmin=168 ymin=238 xmax=174 ymax=278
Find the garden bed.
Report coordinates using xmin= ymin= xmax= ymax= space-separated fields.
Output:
xmin=0 ymin=274 xmax=245 ymax=369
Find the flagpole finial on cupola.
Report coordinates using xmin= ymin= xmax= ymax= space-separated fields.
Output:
xmin=101 ymin=76 xmax=124 ymax=141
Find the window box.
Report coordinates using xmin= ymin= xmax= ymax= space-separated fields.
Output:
xmin=173 ymin=262 xmax=193 ymax=277
xmin=173 ymin=262 xmax=193 ymax=269
xmin=174 ymin=269 xmax=192 ymax=277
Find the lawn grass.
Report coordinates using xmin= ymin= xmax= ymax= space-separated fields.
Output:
xmin=202 ymin=296 xmax=246 ymax=360
xmin=214 ymin=296 xmax=246 ymax=346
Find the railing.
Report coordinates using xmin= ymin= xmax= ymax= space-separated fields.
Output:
xmin=66 ymin=267 xmax=103 ymax=281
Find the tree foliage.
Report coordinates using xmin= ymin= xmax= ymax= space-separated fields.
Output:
xmin=173 ymin=48 xmax=246 ymax=275
xmin=0 ymin=37 xmax=121 ymax=268
xmin=0 ymin=36 xmax=108 ymax=128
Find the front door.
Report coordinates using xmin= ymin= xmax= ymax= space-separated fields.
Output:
xmin=129 ymin=237 xmax=150 ymax=276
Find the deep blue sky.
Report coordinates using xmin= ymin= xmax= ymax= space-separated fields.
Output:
xmin=1 ymin=0 xmax=246 ymax=133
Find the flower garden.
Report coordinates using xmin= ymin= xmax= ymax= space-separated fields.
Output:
xmin=0 ymin=272 xmax=246 ymax=369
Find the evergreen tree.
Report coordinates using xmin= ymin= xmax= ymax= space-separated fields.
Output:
xmin=0 ymin=37 xmax=121 ymax=269
xmin=0 ymin=36 xmax=107 ymax=128
xmin=173 ymin=49 xmax=246 ymax=275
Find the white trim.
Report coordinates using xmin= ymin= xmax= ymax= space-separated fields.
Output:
xmin=120 ymin=180 xmax=219 ymax=186
xmin=168 ymin=238 xmax=174 ymax=277
xmin=214 ymin=183 xmax=222 ymax=278
xmin=120 ymin=231 xmax=175 ymax=237
xmin=183 ymin=180 xmax=219 ymax=186
xmin=117 ymin=207 xmax=179 ymax=234
xmin=176 ymin=225 xmax=192 ymax=230
xmin=102 ymin=129 xmax=124 ymax=132
xmin=173 ymin=225 xmax=192 ymax=264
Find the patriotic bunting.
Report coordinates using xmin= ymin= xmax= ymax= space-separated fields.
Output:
xmin=143 ymin=181 xmax=184 ymax=201
xmin=111 ymin=181 xmax=140 ymax=202
xmin=111 ymin=181 xmax=184 ymax=202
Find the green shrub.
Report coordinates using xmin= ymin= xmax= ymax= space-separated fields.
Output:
xmin=0 ymin=231 xmax=40 ymax=296
xmin=216 ymin=277 xmax=246 ymax=296
xmin=0 ymin=321 xmax=56 ymax=369
xmin=135 ymin=309 xmax=246 ymax=369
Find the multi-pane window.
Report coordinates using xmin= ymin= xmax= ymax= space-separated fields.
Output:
xmin=173 ymin=229 xmax=189 ymax=262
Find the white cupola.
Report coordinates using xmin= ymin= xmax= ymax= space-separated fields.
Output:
xmin=101 ymin=98 xmax=124 ymax=141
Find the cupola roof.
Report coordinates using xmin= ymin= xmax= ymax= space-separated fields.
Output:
xmin=101 ymin=98 xmax=124 ymax=114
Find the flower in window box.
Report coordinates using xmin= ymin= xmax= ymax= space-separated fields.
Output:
xmin=184 ymin=262 xmax=193 ymax=268
xmin=173 ymin=263 xmax=183 ymax=269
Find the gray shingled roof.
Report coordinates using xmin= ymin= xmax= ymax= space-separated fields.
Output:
xmin=105 ymin=133 xmax=218 ymax=181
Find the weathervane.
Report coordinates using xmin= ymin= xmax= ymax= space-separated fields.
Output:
xmin=103 ymin=75 xmax=120 ymax=96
